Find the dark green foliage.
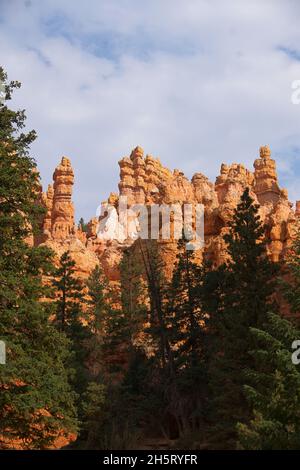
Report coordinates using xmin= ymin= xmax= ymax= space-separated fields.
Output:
xmin=166 ymin=236 xmax=208 ymax=436
xmin=281 ymin=225 xmax=300 ymax=318
xmin=52 ymin=251 xmax=89 ymax=423
xmin=85 ymin=265 xmax=108 ymax=377
xmin=53 ymin=251 xmax=84 ymax=330
xmin=238 ymin=312 xmax=300 ymax=449
xmin=0 ymin=68 xmax=76 ymax=448
xmin=78 ymin=217 xmax=88 ymax=233
xmin=205 ymin=188 xmax=279 ymax=448
xmin=138 ymin=240 xmax=173 ymax=372
xmin=80 ymin=261 xmax=148 ymax=449
xmin=168 ymin=236 xmax=204 ymax=369
xmin=120 ymin=247 xmax=148 ymax=342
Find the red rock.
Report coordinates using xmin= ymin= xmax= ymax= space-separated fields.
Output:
xmin=38 ymin=146 xmax=299 ymax=281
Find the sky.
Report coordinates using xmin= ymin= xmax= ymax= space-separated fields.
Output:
xmin=1 ymin=0 xmax=300 ymax=220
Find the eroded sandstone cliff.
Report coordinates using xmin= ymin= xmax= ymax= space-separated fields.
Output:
xmin=36 ymin=146 xmax=299 ymax=280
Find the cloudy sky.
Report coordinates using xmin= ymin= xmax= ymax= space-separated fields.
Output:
xmin=1 ymin=0 xmax=300 ymax=220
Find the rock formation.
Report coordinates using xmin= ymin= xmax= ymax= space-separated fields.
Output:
xmin=253 ymin=145 xmax=281 ymax=205
xmin=37 ymin=145 xmax=300 ymax=281
xmin=41 ymin=184 xmax=54 ymax=239
xmin=38 ymin=157 xmax=99 ymax=279
xmin=51 ymin=156 xmax=75 ymax=240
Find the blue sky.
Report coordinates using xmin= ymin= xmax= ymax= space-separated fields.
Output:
xmin=1 ymin=0 xmax=300 ymax=220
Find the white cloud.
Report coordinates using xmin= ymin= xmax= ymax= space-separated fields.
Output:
xmin=1 ymin=0 xmax=300 ymax=219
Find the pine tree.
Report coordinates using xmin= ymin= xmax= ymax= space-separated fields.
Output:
xmin=120 ymin=247 xmax=148 ymax=344
xmin=237 ymin=312 xmax=300 ymax=450
xmin=0 ymin=67 xmax=76 ymax=448
xmin=136 ymin=239 xmax=181 ymax=439
xmin=53 ymin=251 xmax=84 ymax=330
xmin=78 ymin=217 xmax=88 ymax=233
xmin=85 ymin=263 xmax=130 ymax=382
xmin=79 ymin=265 xmax=109 ymax=447
xmin=168 ymin=236 xmax=204 ymax=369
xmin=138 ymin=239 xmax=173 ymax=373
xmin=281 ymin=223 xmax=300 ymax=318
xmin=85 ymin=265 xmax=108 ymax=376
xmin=206 ymin=188 xmax=279 ymax=448
xmin=52 ymin=251 xmax=89 ymax=417
xmin=166 ymin=236 xmax=208 ymax=437
xmin=235 ymin=227 xmax=300 ymax=449
xmin=82 ymin=261 xmax=147 ymax=449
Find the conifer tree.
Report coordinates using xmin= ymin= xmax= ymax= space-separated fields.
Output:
xmin=281 ymin=223 xmax=300 ymax=318
xmin=237 ymin=312 xmax=300 ymax=450
xmin=53 ymin=250 xmax=84 ymax=330
xmin=138 ymin=239 xmax=173 ymax=373
xmin=206 ymin=188 xmax=278 ymax=448
xmin=82 ymin=261 xmax=147 ymax=449
xmin=52 ymin=251 xmax=89 ymax=414
xmin=86 ymin=262 xmax=129 ymax=381
xmin=235 ymin=227 xmax=300 ymax=449
xmin=0 ymin=67 xmax=76 ymax=448
xmin=85 ymin=265 xmax=108 ymax=376
xmin=78 ymin=217 xmax=88 ymax=233
xmin=120 ymin=247 xmax=148 ymax=344
xmin=168 ymin=236 xmax=204 ymax=369
xmin=167 ymin=236 xmax=208 ymax=436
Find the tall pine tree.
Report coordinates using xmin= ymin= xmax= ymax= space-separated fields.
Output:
xmin=0 ymin=67 xmax=76 ymax=449
xmin=206 ymin=188 xmax=278 ymax=448
xmin=237 ymin=312 xmax=300 ymax=450
xmin=52 ymin=251 xmax=89 ymax=422
xmin=165 ymin=236 xmax=208 ymax=437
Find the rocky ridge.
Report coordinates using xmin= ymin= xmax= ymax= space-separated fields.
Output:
xmin=36 ymin=146 xmax=299 ymax=280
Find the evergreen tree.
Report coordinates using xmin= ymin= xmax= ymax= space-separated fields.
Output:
xmin=206 ymin=188 xmax=278 ymax=448
xmin=237 ymin=312 xmax=300 ymax=450
xmin=84 ymin=262 xmax=132 ymax=393
xmin=138 ymin=239 xmax=173 ymax=373
xmin=235 ymin=227 xmax=300 ymax=449
xmin=136 ymin=239 xmax=181 ymax=439
xmin=53 ymin=250 xmax=84 ymax=330
xmin=0 ymin=67 xmax=76 ymax=448
xmin=166 ymin=236 xmax=208 ymax=436
xmin=120 ymin=247 xmax=148 ymax=345
xmin=281 ymin=223 xmax=300 ymax=318
xmin=81 ymin=261 xmax=147 ymax=449
xmin=85 ymin=265 xmax=108 ymax=378
xmin=52 ymin=251 xmax=89 ymax=417
xmin=168 ymin=236 xmax=204 ymax=369
xmin=78 ymin=217 xmax=88 ymax=233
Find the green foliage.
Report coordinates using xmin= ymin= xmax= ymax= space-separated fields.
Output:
xmin=0 ymin=67 xmax=76 ymax=448
xmin=52 ymin=251 xmax=91 ymax=424
xmin=238 ymin=312 xmax=300 ymax=449
xmin=78 ymin=217 xmax=88 ymax=233
xmin=52 ymin=251 xmax=84 ymax=330
xmin=164 ymin=236 xmax=209 ymax=436
xmin=204 ymin=188 xmax=279 ymax=448
xmin=281 ymin=223 xmax=300 ymax=317
xmin=168 ymin=236 xmax=205 ymax=369
xmin=79 ymin=263 xmax=142 ymax=448
xmin=120 ymin=247 xmax=148 ymax=341
xmin=138 ymin=240 xmax=173 ymax=372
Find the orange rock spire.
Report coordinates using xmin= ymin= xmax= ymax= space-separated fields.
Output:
xmin=51 ymin=156 xmax=75 ymax=240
